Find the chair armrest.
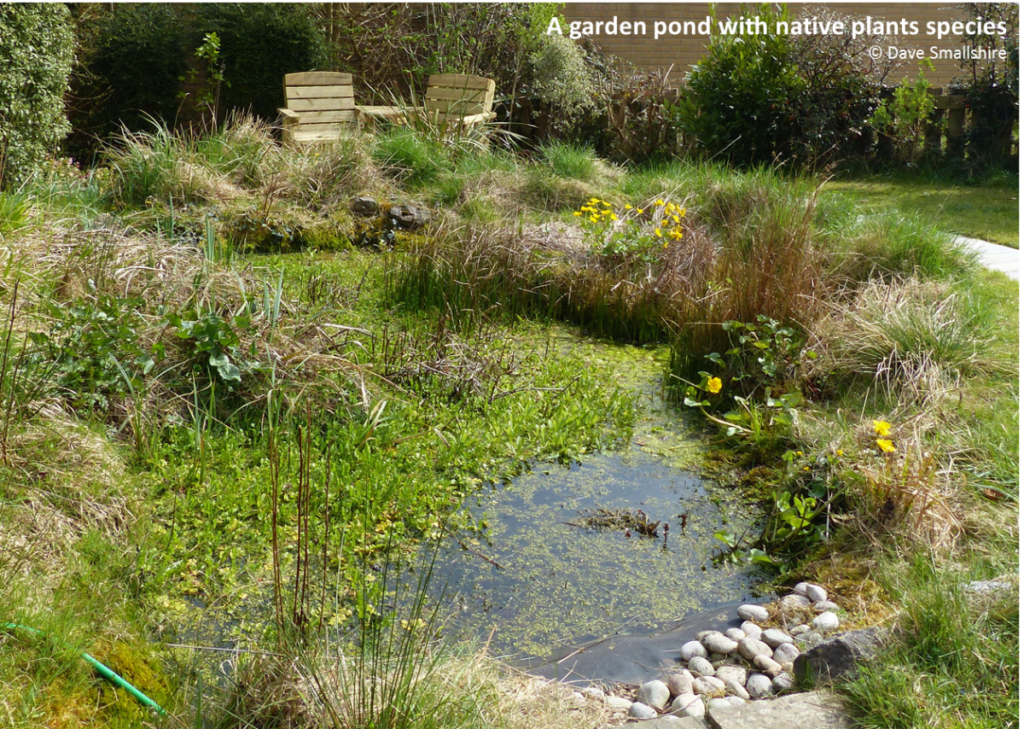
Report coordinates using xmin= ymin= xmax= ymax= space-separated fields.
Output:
xmin=279 ymin=108 xmax=300 ymax=122
xmin=459 ymin=112 xmax=496 ymax=126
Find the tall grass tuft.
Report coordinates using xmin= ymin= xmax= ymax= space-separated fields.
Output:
xmin=539 ymin=142 xmax=601 ymax=182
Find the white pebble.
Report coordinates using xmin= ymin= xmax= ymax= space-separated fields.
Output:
xmin=815 ymin=600 xmax=839 ymax=612
xmin=605 ymin=695 xmax=633 ymax=711
xmin=680 ymin=640 xmax=707 ymax=662
xmin=688 ymin=656 xmax=715 ymax=677
xmin=702 ymin=631 xmax=739 ymax=655
xmin=737 ymin=636 xmax=773 ymax=661
xmin=740 ymin=621 xmax=763 ymax=638
xmin=716 ymin=664 xmax=747 ymax=685
xmin=805 ymin=584 xmax=828 ymax=603
xmin=692 ymin=675 xmax=725 ymax=694
xmin=772 ymin=672 xmax=795 ymax=692
xmin=709 ymin=697 xmax=737 ymax=712
xmin=760 ymin=628 xmax=794 ymax=648
xmin=780 ymin=593 xmax=811 ymax=611
xmin=746 ymin=672 xmax=774 ymax=699
xmin=753 ymin=654 xmax=783 ymax=677
xmin=725 ymin=679 xmax=750 ymax=699
xmin=789 ymin=624 xmax=811 ymax=635
xmin=793 ymin=582 xmax=810 ymax=596
xmin=582 ymin=686 xmax=604 ymax=701
xmin=812 ymin=611 xmax=841 ymax=632
xmin=670 ymin=693 xmax=705 ymax=720
xmin=737 ymin=604 xmax=770 ymax=623
xmin=773 ymin=642 xmax=801 ymax=664
xmin=629 ymin=701 xmax=659 ymax=719
xmin=665 ymin=671 xmax=693 ymax=697
xmin=638 ymin=679 xmax=670 ymax=709
xmin=725 ymin=627 xmax=747 ymax=642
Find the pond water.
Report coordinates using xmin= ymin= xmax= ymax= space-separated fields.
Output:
xmin=417 ymin=340 xmax=766 ymax=684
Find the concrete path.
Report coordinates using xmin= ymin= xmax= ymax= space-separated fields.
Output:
xmin=952 ymin=235 xmax=1020 ymax=280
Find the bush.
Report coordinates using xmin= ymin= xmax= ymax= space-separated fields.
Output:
xmin=70 ymin=4 xmax=188 ymax=156
xmin=192 ymin=4 xmax=328 ymax=122
xmin=0 ymin=4 xmax=75 ymax=188
xmin=675 ymin=5 xmax=894 ymax=167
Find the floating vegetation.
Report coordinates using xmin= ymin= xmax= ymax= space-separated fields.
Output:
xmin=566 ymin=507 xmax=662 ymax=538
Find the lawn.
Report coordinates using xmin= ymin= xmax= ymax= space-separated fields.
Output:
xmin=825 ymin=175 xmax=1020 ymax=248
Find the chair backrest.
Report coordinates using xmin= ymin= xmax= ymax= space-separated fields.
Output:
xmin=283 ymin=72 xmax=356 ymax=130
xmin=424 ymin=74 xmax=496 ymax=119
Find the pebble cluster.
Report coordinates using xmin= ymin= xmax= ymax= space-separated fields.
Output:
xmin=577 ymin=582 xmax=842 ymax=722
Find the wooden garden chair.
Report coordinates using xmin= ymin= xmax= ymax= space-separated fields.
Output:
xmin=419 ymin=74 xmax=497 ymax=129
xmin=278 ymin=72 xmax=357 ymax=144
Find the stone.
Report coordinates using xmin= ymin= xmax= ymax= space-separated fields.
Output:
xmin=737 ymin=637 xmax=773 ymax=661
xmin=639 ymin=680 xmax=671 ymax=710
xmin=670 ymin=692 xmax=706 ymax=721
xmin=609 ymin=717 xmax=704 ymax=729
xmin=630 ymin=701 xmax=659 ymax=719
xmin=752 ymin=654 xmax=783 ymax=677
xmin=582 ymin=686 xmax=604 ymax=701
xmin=703 ymin=632 xmax=739 ymax=655
xmin=760 ymin=629 xmax=794 ymax=649
xmin=815 ymin=601 xmax=839 ymax=613
xmin=772 ymin=673 xmax=795 ymax=692
xmin=725 ymin=695 xmax=746 ymax=707
xmin=812 ymin=612 xmax=841 ymax=632
xmin=725 ymin=628 xmax=747 ymax=642
xmin=725 ymin=680 xmax=750 ymax=700
xmin=789 ymin=624 xmax=810 ymax=636
xmin=695 ymin=630 xmax=714 ymax=641
xmin=709 ymin=697 xmax=737 ymax=712
xmin=665 ymin=671 xmax=694 ymax=698
xmin=792 ymin=582 xmax=810 ymax=596
xmin=780 ymin=594 xmax=811 ymax=612
xmin=737 ymin=604 xmax=770 ymax=623
xmin=798 ymin=631 xmax=823 ymax=647
xmin=606 ymin=695 xmax=633 ymax=711
xmin=805 ymin=584 xmax=828 ymax=603
xmin=705 ymin=690 xmax=850 ymax=729
xmin=387 ymin=204 xmax=431 ymax=230
xmin=681 ymin=640 xmax=708 ymax=662
xmin=351 ymin=196 xmax=379 ymax=215
xmin=794 ymin=628 xmax=887 ymax=685
xmin=716 ymin=665 xmax=747 ymax=685
xmin=740 ymin=621 xmax=762 ymax=638
xmin=773 ymin=642 xmax=801 ymax=664
xmin=689 ymin=656 xmax=716 ymax=677
xmin=693 ymin=676 xmax=726 ymax=695
xmin=966 ymin=579 xmax=1014 ymax=595
xmin=746 ymin=672 xmax=774 ymax=699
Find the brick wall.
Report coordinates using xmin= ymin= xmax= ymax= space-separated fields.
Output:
xmin=562 ymin=3 xmax=976 ymax=87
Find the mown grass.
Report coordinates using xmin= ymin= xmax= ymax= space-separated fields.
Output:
xmin=826 ymin=174 xmax=1020 ymax=248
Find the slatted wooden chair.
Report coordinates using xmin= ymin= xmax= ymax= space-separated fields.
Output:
xmin=419 ymin=74 xmax=496 ymax=129
xmin=278 ymin=72 xmax=356 ymax=144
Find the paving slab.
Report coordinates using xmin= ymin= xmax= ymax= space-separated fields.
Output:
xmin=600 ymin=715 xmax=705 ymax=729
xmin=953 ymin=235 xmax=1019 ymax=280
xmin=706 ymin=690 xmax=849 ymax=729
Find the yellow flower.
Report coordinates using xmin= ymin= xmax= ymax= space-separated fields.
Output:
xmin=656 ymin=199 xmax=665 ymax=206
xmin=589 ymin=215 xmax=599 ymax=223
xmin=873 ymin=420 xmax=892 ymax=437
xmin=625 ymin=204 xmax=633 ymax=210
xmin=837 ymin=449 xmax=844 ymax=457
xmin=654 ymin=228 xmax=662 ymax=237
xmin=602 ymin=201 xmax=611 ymax=207
xmin=573 ymin=211 xmax=582 ymax=217
xmin=876 ymin=438 xmax=896 ymax=454
xmin=707 ymin=377 xmax=722 ymax=394
xmin=609 ymin=214 xmax=618 ymax=221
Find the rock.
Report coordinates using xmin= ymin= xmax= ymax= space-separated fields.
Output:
xmin=705 ymin=689 xmax=850 ymax=729
xmin=794 ymin=627 xmax=887 ymax=685
xmin=351 ymin=196 xmax=379 ymax=215
xmin=737 ymin=604 xmax=770 ymax=623
xmin=746 ymin=672 xmax=774 ymax=699
xmin=760 ymin=629 xmax=794 ymax=649
xmin=670 ymin=692 xmax=706 ymax=720
xmin=752 ymin=654 xmax=783 ymax=677
xmin=812 ymin=612 xmax=841 ymax=632
xmin=966 ymin=579 xmax=1014 ymax=595
xmin=709 ymin=697 xmax=737 ymax=712
xmin=608 ymin=717 xmax=704 ymax=729
xmin=689 ymin=656 xmax=715 ymax=677
xmin=716 ymin=665 xmax=747 ymax=685
xmin=805 ymin=584 xmax=828 ymax=603
xmin=693 ymin=676 xmax=726 ymax=695
xmin=571 ymin=691 xmax=584 ymax=703
xmin=582 ymin=686 xmax=604 ymax=701
xmin=773 ymin=642 xmax=801 ymax=664
xmin=740 ymin=621 xmax=763 ymax=638
xmin=725 ymin=628 xmax=747 ymax=642
xmin=681 ymin=640 xmax=708 ymax=662
xmin=792 ymin=582 xmax=810 ymax=597
xmin=696 ymin=630 xmax=714 ymax=641
xmin=387 ymin=204 xmax=431 ymax=230
xmin=725 ymin=680 xmax=750 ymax=700
xmin=772 ymin=673 xmax=795 ymax=692
xmin=815 ymin=601 xmax=839 ymax=613
xmin=606 ymin=695 xmax=633 ymax=711
xmin=725 ymin=695 xmax=746 ymax=707
xmin=665 ymin=671 xmax=694 ymax=697
xmin=703 ymin=632 xmax=739 ymax=655
xmin=639 ymin=680 xmax=671 ymax=710
xmin=789 ymin=624 xmax=810 ymax=636
xmin=737 ymin=637 xmax=773 ymax=661
xmin=780 ymin=594 xmax=811 ymax=612
xmin=630 ymin=701 xmax=659 ymax=719
xmin=798 ymin=631 xmax=823 ymax=647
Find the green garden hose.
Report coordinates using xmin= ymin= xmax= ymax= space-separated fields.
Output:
xmin=2 ymin=622 xmax=167 ymax=716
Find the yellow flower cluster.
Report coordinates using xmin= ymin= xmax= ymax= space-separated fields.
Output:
xmin=651 ymin=199 xmax=687 ymax=247
xmin=574 ymin=198 xmax=618 ymax=224
xmin=873 ymin=420 xmax=896 ymax=454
